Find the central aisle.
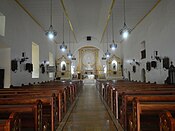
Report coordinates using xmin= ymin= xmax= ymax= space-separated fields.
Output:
xmin=62 ymin=84 xmax=117 ymax=131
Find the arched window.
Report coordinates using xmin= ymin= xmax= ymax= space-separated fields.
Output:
xmin=0 ymin=12 xmax=5 ymax=36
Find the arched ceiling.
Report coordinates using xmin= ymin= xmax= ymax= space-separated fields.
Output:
xmin=18 ymin=0 xmax=159 ymax=44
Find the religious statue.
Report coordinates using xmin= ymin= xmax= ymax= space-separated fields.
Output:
xmin=62 ymin=64 xmax=66 ymax=71
xmin=113 ymin=63 xmax=116 ymax=70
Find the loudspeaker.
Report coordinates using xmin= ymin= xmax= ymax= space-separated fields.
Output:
xmin=163 ymin=57 xmax=169 ymax=69
xmin=0 ymin=69 xmax=4 ymax=89
xmin=11 ymin=60 xmax=18 ymax=72
xmin=26 ymin=63 xmax=33 ymax=73
xmin=151 ymin=61 xmax=157 ymax=68
xmin=146 ymin=62 xmax=151 ymax=71
xmin=133 ymin=65 xmax=136 ymax=73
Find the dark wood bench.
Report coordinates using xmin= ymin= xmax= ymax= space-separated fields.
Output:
xmin=129 ymin=98 xmax=175 ymax=131
xmin=0 ymin=85 xmax=69 ymax=123
xmin=120 ymin=94 xmax=175 ymax=130
xmin=97 ymin=81 xmax=175 ymax=127
xmin=0 ymin=93 xmax=57 ymax=131
xmin=0 ymin=100 xmax=42 ymax=131
xmin=0 ymin=112 xmax=21 ymax=131
xmin=160 ymin=111 xmax=175 ymax=131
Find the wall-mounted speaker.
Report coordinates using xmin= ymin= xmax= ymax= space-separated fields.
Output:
xmin=163 ymin=57 xmax=169 ymax=69
xmin=146 ymin=62 xmax=151 ymax=71
xmin=26 ymin=63 xmax=33 ymax=73
xmin=151 ymin=61 xmax=157 ymax=68
xmin=133 ymin=65 xmax=136 ymax=73
xmin=0 ymin=69 xmax=4 ymax=88
xmin=11 ymin=60 xmax=18 ymax=72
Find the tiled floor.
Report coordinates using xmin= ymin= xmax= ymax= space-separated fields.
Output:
xmin=62 ymin=84 xmax=117 ymax=131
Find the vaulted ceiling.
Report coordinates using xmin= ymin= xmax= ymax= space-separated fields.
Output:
xmin=18 ymin=0 xmax=159 ymax=44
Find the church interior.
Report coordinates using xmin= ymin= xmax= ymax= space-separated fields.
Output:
xmin=0 ymin=0 xmax=175 ymax=130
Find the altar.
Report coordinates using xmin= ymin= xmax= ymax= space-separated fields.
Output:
xmin=76 ymin=46 xmax=103 ymax=80
xmin=83 ymin=70 xmax=95 ymax=79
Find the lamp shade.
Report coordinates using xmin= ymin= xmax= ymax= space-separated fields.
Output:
xmin=110 ymin=40 xmax=117 ymax=50
xmin=45 ymin=25 xmax=57 ymax=39
xmin=105 ymin=50 xmax=111 ymax=58
xmin=60 ymin=41 xmax=67 ymax=52
xmin=120 ymin=23 xmax=130 ymax=39
xmin=67 ymin=52 xmax=73 ymax=59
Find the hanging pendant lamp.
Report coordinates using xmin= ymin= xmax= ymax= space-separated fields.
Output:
xmin=120 ymin=0 xmax=131 ymax=40
xmin=105 ymin=27 xmax=111 ymax=58
xmin=67 ymin=28 xmax=73 ymax=59
xmin=45 ymin=0 xmax=57 ymax=39
xmin=110 ymin=12 xmax=117 ymax=50
xmin=60 ymin=13 xmax=67 ymax=52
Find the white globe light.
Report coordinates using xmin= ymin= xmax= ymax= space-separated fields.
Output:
xmin=111 ymin=46 xmax=116 ymax=51
xmin=48 ymin=32 xmax=54 ymax=39
xmin=122 ymin=30 xmax=129 ymax=39
xmin=61 ymin=47 xmax=66 ymax=52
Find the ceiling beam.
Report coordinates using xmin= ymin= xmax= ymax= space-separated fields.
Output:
xmin=14 ymin=0 xmax=58 ymax=44
xmin=60 ymin=0 xmax=78 ymax=43
xmin=131 ymin=0 xmax=162 ymax=32
xmin=100 ymin=0 xmax=116 ymax=44
xmin=14 ymin=0 xmax=44 ymax=31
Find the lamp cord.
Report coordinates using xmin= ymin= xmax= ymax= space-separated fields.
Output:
xmin=123 ymin=0 xmax=126 ymax=24
xmin=69 ymin=27 xmax=71 ymax=52
xmin=50 ymin=0 xmax=52 ymax=25
xmin=112 ymin=11 xmax=114 ymax=41
xmin=106 ymin=26 xmax=109 ymax=50
xmin=63 ymin=12 xmax=64 ymax=42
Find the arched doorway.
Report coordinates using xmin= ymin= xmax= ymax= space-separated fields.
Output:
xmin=141 ymin=68 xmax=146 ymax=82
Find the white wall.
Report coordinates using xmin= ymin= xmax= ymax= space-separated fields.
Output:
xmin=123 ymin=0 xmax=175 ymax=84
xmin=0 ymin=0 xmax=57 ymax=86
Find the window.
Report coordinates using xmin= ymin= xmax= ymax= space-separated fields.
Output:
xmin=141 ymin=50 xmax=146 ymax=59
xmin=141 ymin=41 xmax=146 ymax=59
xmin=0 ymin=12 xmax=5 ymax=36
xmin=49 ymin=52 xmax=54 ymax=78
xmin=32 ymin=42 xmax=39 ymax=78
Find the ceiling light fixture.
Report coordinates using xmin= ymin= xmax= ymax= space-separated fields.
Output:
xmin=67 ymin=28 xmax=73 ymax=59
xmin=110 ymin=12 xmax=117 ymax=51
xmin=60 ymin=13 xmax=67 ymax=52
xmin=105 ymin=27 xmax=111 ymax=58
xmin=45 ymin=0 xmax=57 ymax=39
xmin=120 ymin=0 xmax=131 ymax=40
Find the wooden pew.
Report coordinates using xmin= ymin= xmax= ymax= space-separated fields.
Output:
xmin=0 ymin=93 xmax=57 ymax=131
xmin=0 ymin=80 xmax=82 ymax=130
xmin=160 ymin=111 xmax=175 ymax=131
xmin=130 ymin=98 xmax=175 ymax=131
xmin=1 ymin=85 xmax=68 ymax=122
xmin=97 ymin=80 xmax=175 ymax=130
xmin=0 ymin=112 xmax=21 ymax=131
xmin=106 ymin=85 xmax=175 ymax=120
xmin=0 ymin=100 xmax=42 ymax=131
xmin=120 ymin=94 xmax=175 ymax=130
